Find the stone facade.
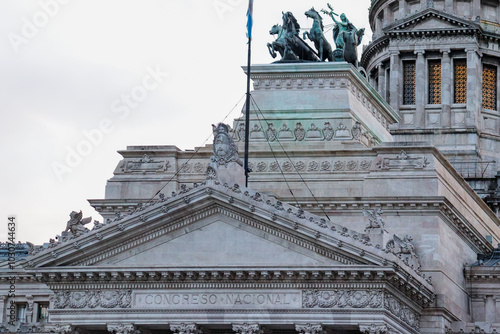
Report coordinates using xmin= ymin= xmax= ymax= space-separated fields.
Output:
xmin=3 ymin=4 xmax=500 ymax=332
xmin=361 ymin=0 xmax=500 ymax=215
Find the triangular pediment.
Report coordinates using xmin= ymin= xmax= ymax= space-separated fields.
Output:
xmin=100 ymin=219 xmax=343 ymax=267
xmin=22 ymin=182 xmax=398 ymax=270
xmin=385 ymin=9 xmax=479 ymax=33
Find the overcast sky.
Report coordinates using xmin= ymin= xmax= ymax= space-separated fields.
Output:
xmin=0 ymin=0 xmax=372 ymax=244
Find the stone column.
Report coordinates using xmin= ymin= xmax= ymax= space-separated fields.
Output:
xmin=466 ymin=48 xmax=481 ymax=128
xmin=295 ymin=323 xmax=323 ymax=334
xmin=389 ymin=51 xmax=401 ymax=113
xmin=378 ymin=63 xmax=386 ymax=99
xmin=233 ymin=323 xmax=262 ymax=334
xmin=486 ymin=296 xmax=496 ymax=323
xmin=398 ymin=0 xmax=407 ymax=19
xmin=415 ymin=50 xmax=426 ymax=128
xmin=441 ymin=50 xmax=452 ymax=127
xmin=171 ymin=323 xmax=200 ymax=334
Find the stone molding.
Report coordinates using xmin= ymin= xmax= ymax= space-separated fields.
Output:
xmin=295 ymin=323 xmax=323 ymax=334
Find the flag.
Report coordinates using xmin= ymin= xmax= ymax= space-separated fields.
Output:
xmin=246 ymin=0 xmax=254 ymax=39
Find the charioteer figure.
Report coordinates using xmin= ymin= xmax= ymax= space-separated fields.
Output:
xmin=322 ymin=3 xmax=365 ymax=67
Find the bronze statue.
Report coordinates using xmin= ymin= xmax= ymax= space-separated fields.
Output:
xmin=303 ymin=7 xmax=333 ymax=62
xmin=267 ymin=24 xmax=286 ymax=59
xmin=322 ymin=3 xmax=365 ymax=66
xmin=281 ymin=11 xmax=319 ymax=62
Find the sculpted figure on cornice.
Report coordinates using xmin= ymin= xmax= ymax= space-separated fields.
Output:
xmin=64 ymin=211 xmax=92 ymax=238
xmin=210 ymin=123 xmax=242 ymax=168
xmin=385 ymin=234 xmax=420 ymax=269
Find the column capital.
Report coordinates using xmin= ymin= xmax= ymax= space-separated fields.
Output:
xmin=232 ymin=323 xmax=262 ymax=334
xmin=170 ymin=323 xmax=200 ymax=334
xmin=389 ymin=50 xmax=400 ymax=56
xmin=295 ymin=323 xmax=324 ymax=334
xmin=440 ymin=49 xmax=451 ymax=55
xmin=43 ymin=324 xmax=83 ymax=334
xmin=414 ymin=50 xmax=425 ymax=56
xmin=108 ymin=324 xmax=140 ymax=334
xmin=359 ymin=324 xmax=389 ymax=334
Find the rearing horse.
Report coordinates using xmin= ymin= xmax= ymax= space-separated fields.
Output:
xmin=267 ymin=24 xmax=285 ymax=59
xmin=282 ymin=11 xmax=319 ymax=62
xmin=303 ymin=8 xmax=333 ymax=62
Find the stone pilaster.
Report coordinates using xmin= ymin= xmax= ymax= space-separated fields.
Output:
xmin=444 ymin=0 xmax=453 ymax=12
xmin=398 ymin=0 xmax=406 ymax=19
xmin=232 ymin=323 xmax=261 ymax=334
xmin=466 ymin=48 xmax=481 ymax=128
xmin=441 ymin=50 xmax=452 ymax=127
xmin=415 ymin=50 xmax=426 ymax=128
xmin=389 ymin=51 xmax=401 ymax=114
xmin=170 ymin=323 xmax=200 ymax=334
xmin=295 ymin=323 xmax=323 ymax=334
xmin=378 ymin=63 xmax=386 ymax=100
xmin=472 ymin=0 xmax=480 ymax=19
xmin=107 ymin=324 xmax=140 ymax=334
xmin=0 ymin=296 xmax=6 ymax=323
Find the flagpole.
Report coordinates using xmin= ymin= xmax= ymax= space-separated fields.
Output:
xmin=244 ymin=0 xmax=253 ymax=188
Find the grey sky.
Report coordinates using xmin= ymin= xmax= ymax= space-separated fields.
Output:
xmin=0 ymin=0 xmax=372 ymax=244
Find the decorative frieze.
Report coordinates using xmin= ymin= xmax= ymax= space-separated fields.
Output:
xmin=52 ymin=290 xmax=132 ymax=309
xmin=120 ymin=154 xmax=170 ymax=174
xmin=384 ymin=294 xmax=420 ymax=330
xmin=373 ymin=151 xmax=430 ymax=170
xmin=302 ymin=289 xmax=383 ymax=309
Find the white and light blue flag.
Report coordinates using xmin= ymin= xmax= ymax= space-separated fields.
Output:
xmin=246 ymin=0 xmax=254 ymax=39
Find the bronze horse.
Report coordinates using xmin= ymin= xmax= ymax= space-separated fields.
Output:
xmin=303 ymin=8 xmax=333 ymax=61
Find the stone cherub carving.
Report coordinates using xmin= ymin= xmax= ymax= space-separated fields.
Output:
xmin=64 ymin=211 xmax=92 ymax=237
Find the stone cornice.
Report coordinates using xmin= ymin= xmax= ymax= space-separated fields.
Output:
xmin=243 ymin=63 xmax=400 ymax=125
xmin=21 ymin=267 xmax=434 ymax=307
xmin=21 ymin=181 xmax=432 ymax=290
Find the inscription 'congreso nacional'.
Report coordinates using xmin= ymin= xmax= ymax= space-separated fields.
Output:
xmin=134 ymin=291 xmax=302 ymax=309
